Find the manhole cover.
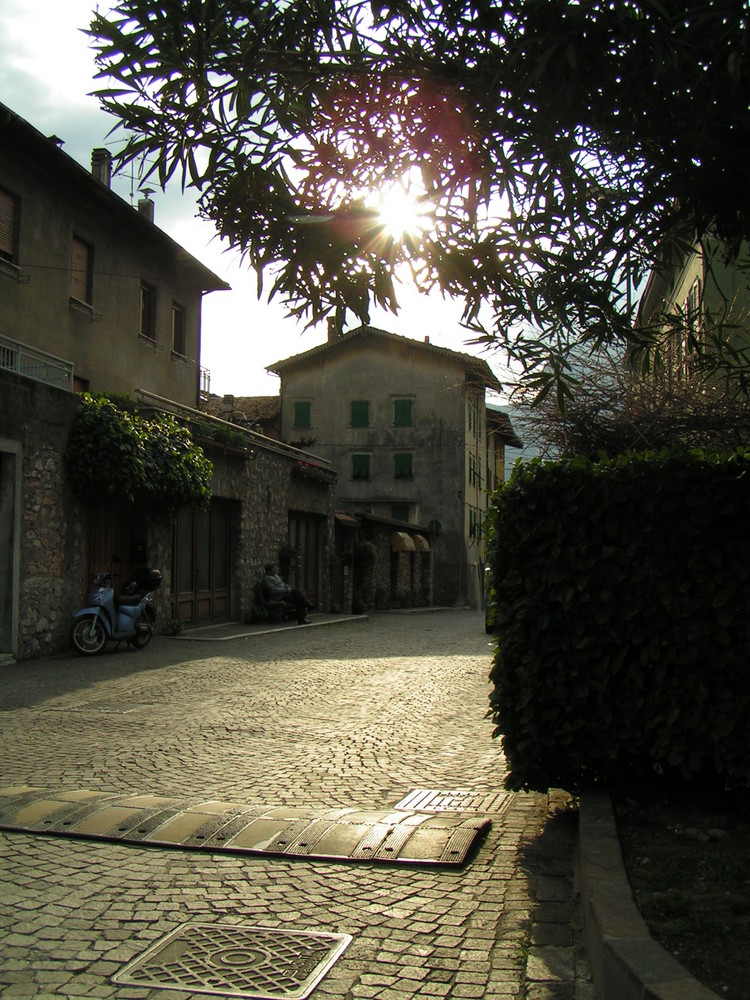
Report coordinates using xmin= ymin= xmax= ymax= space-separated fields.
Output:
xmin=112 ymin=923 xmax=352 ymax=999
xmin=394 ymin=787 xmax=511 ymax=814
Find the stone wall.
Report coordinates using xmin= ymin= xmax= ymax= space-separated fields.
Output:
xmin=1 ymin=372 xmax=337 ymax=661
xmin=0 ymin=371 xmax=87 ymax=660
xmin=205 ymin=443 xmax=335 ymax=623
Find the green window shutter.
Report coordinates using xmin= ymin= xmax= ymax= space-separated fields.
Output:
xmin=350 ymin=400 xmax=369 ymax=427
xmin=394 ymin=453 xmax=413 ymax=479
xmin=393 ymin=399 xmax=413 ymax=426
xmin=293 ymin=401 xmax=311 ymax=429
xmin=352 ymin=453 xmax=370 ymax=479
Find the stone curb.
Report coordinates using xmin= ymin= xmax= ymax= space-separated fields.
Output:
xmin=167 ymin=613 xmax=369 ymax=642
xmin=578 ymin=793 xmax=720 ymax=1000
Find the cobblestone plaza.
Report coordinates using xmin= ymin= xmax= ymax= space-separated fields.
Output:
xmin=0 ymin=611 xmax=592 ymax=999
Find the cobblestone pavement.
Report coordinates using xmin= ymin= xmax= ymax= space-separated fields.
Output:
xmin=0 ymin=610 xmax=594 ymax=999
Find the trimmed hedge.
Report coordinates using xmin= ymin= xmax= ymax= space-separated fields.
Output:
xmin=487 ymin=449 xmax=750 ymax=793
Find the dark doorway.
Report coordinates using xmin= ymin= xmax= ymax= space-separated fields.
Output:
xmin=86 ymin=496 xmax=134 ymax=596
xmin=0 ymin=450 xmax=18 ymax=654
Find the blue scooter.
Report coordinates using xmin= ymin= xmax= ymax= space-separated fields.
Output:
xmin=71 ymin=565 xmax=162 ymax=656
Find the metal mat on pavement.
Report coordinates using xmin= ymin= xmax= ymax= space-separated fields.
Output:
xmin=0 ymin=785 xmax=491 ymax=867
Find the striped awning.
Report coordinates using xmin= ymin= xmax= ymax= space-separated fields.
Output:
xmin=391 ymin=531 xmax=415 ymax=552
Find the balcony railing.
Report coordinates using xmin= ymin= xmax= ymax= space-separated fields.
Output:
xmin=0 ymin=333 xmax=75 ymax=392
xmin=199 ymin=365 xmax=211 ymax=399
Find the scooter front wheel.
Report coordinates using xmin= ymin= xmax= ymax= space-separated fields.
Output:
xmin=71 ymin=615 xmax=107 ymax=655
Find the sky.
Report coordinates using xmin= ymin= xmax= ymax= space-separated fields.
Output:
xmin=0 ymin=0 xmax=514 ymax=400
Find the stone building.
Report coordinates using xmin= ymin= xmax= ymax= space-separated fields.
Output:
xmin=268 ymin=324 xmax=521 ymax=608
xmin=0 ymin=103 xmax=339 ymax=660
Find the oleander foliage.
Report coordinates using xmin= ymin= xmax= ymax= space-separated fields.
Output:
xmin=88 ymin=2 xmax=750 ymax=400
xmin=487 ymin=449 xmax=750 ymax=793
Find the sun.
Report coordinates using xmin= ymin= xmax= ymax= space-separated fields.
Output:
xmin=366 ymin=177 xmax=434 ymax=239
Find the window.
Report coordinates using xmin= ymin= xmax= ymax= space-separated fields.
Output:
xmin=391 ymin=503 xmax=410 ymax=522
xmin=171 ymin=302 xmax=186 ymax=355
xmin=70 ymin=236 xmax=93 ymax=304
xmin=293 ymin=401 xmax=312 ymax=429
xmin=469 ymin=453 xmax=483 ymax=489
xmin=140 ymin=281 xmax=156 ymax=340
xmin=350 ymin=399 xmax=370 ymax=427
xmin=393 ymin=398 xmax=413 ymax=426
xmin=0 ymin=187 xmax=18 ymax=263
xmin=352 ymin=453 xmax=370 ymax=480
xmin=394 ymin=453 xmax=413 ymax=479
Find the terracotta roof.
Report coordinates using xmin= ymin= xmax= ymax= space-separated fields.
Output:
xmin=267 ymin=324 xmax=502 ymax=392
xmin=202 ymin=395 xmax=280 ymax=423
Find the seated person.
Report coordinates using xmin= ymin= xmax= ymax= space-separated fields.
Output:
xmin=262 ymin=563 xmax=312 ymax=625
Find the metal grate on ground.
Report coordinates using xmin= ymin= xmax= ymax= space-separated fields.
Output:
xmin=112 ymin=923 xmax=352 ymax=999
xmin=394 ymin=787 xmax=512 ymax=815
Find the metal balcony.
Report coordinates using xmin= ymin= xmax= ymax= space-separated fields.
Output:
xmin=0 ymin=333 xmax=75 ymax=392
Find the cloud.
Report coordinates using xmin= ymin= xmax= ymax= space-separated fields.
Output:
xmin=0 ymin=0 xmax=509 ymax=397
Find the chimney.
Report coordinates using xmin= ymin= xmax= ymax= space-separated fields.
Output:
xmin=137 ymin=191 xmax=154 ymax=223
xmin=91 ymin=148 xmax=112 ymax=187
xmin=221 ymin=394 xmax=235 ymax=413
xmin=424 ymin=336 xmax=430 ymax=344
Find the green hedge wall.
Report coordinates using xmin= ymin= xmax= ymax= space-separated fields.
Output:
xmin=487 ymin=449 xmax=750 ymax=793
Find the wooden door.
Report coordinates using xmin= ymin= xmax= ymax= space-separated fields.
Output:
xmin=173 ymin=500 xmax=231 ymax=626
xmin=287 ymin=512 xmax=324 ymax=607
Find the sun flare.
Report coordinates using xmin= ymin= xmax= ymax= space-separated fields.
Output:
xmin=367 ymin=178 xmax=433 ymax=239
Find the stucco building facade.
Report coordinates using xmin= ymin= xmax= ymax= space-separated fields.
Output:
xmin=0 ymin=103 xmax=339 ymax=660
xmin=268 ymin=325 xmax=520 ymax=608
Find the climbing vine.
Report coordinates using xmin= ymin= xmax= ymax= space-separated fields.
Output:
xmin=65 ymin=393 xmax=212 ymax=516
